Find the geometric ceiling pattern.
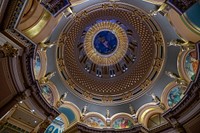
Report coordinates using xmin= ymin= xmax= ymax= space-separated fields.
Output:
xmin=1 ymin=0 xmax=200 ymax=133
xmin=58 ymin=2 xmax=165 ymax=105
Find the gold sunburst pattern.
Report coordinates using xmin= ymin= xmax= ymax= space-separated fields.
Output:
xmin=84 ymin=21 xmax=128 ymax=66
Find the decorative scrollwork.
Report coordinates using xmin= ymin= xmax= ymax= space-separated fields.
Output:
xmin=0 ymin=43 xmax=18 ymax=57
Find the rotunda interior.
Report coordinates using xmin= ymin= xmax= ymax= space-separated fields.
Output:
xmin=0 ymin=0 xmax=200 ymax=133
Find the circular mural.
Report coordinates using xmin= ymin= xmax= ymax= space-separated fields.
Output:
xmin=57 ymin=2 xmax=165 ymax=105
xmin=93 ymin=30 xmax=118 ymax=55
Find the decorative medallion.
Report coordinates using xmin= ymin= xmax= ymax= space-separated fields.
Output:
xmin=94 ymin=30 xmax=117 ymax=55
xmin=84 ymin=21 xmax=128 ymax=66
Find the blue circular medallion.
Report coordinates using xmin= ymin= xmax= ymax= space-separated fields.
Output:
xmin=94 ymin=30 xmax=118 ymax=55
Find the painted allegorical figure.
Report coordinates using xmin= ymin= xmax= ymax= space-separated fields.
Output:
xmin=185 ymin=51 xmax=198 ymax=80
xmin=94 ymin=31 xmax=117 ymax=55
xmin=168 ymin=86 xmax=184 ymax=107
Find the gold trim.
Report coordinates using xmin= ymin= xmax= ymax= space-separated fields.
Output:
xmin=34 ymin=51 xmax=47 ymax=80
xmin=24 ymin=10 xmax=51 ymax=38
xmin=182 ymin=50 xmax=198 ymax=81
xmin=160 ymin=82 xmax=187 ymax=109
xmin=183 ymin=13 xmax=200 ymax=33
xmin=177 ymin=51 xmax=191 ymax=83
xmin=84 ymin=21 xmax=128 ymax=66
xmin=140 ymin=108 xmax=155 ymax=124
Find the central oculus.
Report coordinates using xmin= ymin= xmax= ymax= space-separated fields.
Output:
xmin=84 ymin=21 xmax=128 ymax=66
xmin=93 ymin=30 xmax=118 ymax=55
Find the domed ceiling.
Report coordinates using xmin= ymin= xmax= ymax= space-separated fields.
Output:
xmin=1 ymin=0 xmax=200 ymax=132
xmin=57 ymin=2 xmax=165 ymax=105
xmin=46 ymin=0 xmax=180 ymax=115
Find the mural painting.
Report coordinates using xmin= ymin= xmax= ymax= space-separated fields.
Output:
xmin=112 ymin=117 xmax=133 ymax=129
xmin=167 ymin=86 xmax=185 ymax=107
xmin=34 ymin=53 xmax=41 ymax=78
xmin=94 ymin=30 xmax=118 ymax=55
xmin=185 ymin=51 xmax=198 ymax=80
xmin=41 ymin=85 xmax=54 ymax=105
xmin=84 ymin=117 xmax=105 ymax=128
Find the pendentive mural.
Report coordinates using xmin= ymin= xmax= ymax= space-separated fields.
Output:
xmin=34 ymin=53 xmax=41 ymax=78
xmin=41 ymin=85 xmax=54 ymax=105
xmin=185 ymin=50 xmax=198 ymax=81
xmin=84 ymin=117 xmax=105 ymax=128
xmin=112 ymin=117 xmax=133 ymax=129
xmin=167 ymin=86 xmax=185 ymax=107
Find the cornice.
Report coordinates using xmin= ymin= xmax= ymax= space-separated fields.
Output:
xmin=149 ymin=122 xmax=172 ymax=133
xmin=66 ymin=122 xmax=148 ymax=133
xmin=1 ymin=0 xmax=60 ymax=119
xmin=162 ymin=42 xmax=200 ymax=123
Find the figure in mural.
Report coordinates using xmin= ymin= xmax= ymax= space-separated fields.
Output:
xmin=98 ymin=35 xmax=109 ymax=48
xmin=168 ymin=86 xmax=185 ymax=107
xmin=94 ymin=31 xmax=117 ymax=55
xmin=112 ymin=118 xmax=133 ymax=129
xmin=168 ymin=39 xmax=195 ymax=51
xmin=185 ymin=51 xmax=198 ymax=80
xmin=165 ymin=71 xmax=188 ymax=87
xmin=41 ymin=85 xmax=54 ymax=105
xmin=34 ymin=53 xmax=41 ymax=78
xmin=39 ymin=72 xmax=56 ymax=84
xmin=84 ymin=117 xmax=105 ymax=128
